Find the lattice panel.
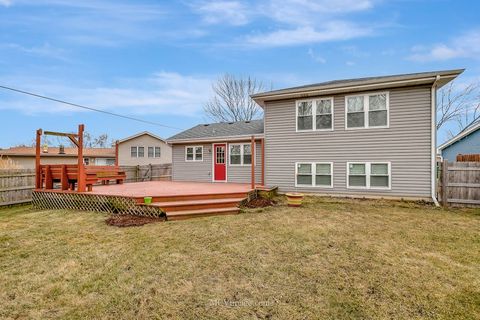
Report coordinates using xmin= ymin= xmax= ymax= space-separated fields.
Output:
xmin=32 ymin=191 xmax=164 ymax=217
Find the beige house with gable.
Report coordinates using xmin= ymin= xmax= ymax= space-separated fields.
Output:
xmin=117 ymin=132 xmax=172 ymax=166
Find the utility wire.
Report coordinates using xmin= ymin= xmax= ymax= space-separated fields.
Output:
xmin=0 ymin=84 xmax=184 ymax=131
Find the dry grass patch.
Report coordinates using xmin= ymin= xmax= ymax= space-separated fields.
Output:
xmin=0 ymin=197 xmax=479 ymax=319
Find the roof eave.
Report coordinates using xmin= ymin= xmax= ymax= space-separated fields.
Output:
xmin=252 ymin=70 xmax=464 ymax=107
xmin=167 ymin=134 xmax=265 ymax=144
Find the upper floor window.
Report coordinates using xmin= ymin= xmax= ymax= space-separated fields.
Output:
xmin=296 ymin=98 xmax=333 ymax=131
xmin=148 ymin=146 xmax=162 ymax=158
xmin=130 ymin=146 xmax=144 ymax=158
xmin=229 ymin=143 xmax=252 ymax=166
xmin=346 ymin=92 xmax=389 ymax=129
xmin=185 ymin=146 xmax=203 ymax=162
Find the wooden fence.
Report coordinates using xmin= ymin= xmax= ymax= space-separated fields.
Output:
xmin=120 ymin=164 xmax=172 ymax=183
xmin=0 ymin=169 xmax=36 ymax=206
xmin=456 ymin=154 xmax=480 ymax=162
xmin=0 ymin=164 xmax=172 ymax=207
xmin=439 ymin=161 xmax=480 ymax=207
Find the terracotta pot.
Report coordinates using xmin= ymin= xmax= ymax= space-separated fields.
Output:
xmin=286 ymin=193 xmax=304 ymax=207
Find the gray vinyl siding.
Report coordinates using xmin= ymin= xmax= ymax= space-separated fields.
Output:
xmin=172 ymin=142 xmax=262 ymax=184
xmin=264 ymin=85 xmax=432 ymax=199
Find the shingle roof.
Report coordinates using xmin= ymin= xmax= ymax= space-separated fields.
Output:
xmin=0 ymin=147 xmax=115 ymax=157
xmin=168 ymin=119 xmax=264 ymax=142
xmin=251 ymin=69 xmax=464 ymax=105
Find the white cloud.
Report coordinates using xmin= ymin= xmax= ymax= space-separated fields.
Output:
xmin=2 ymin=43 xmax=68 ymax=60
xmin=0 ymin=0 xmax=12 ymax=7
xmin=307 ymin=48 xmax=326 ymax=64
xmin=193 ymin=1 xmax=249 ymax=26
xmin=245 ymin=22 xmax=372 ymax=47
xmin=0 ymin=72 xmax=214 ymax=116
xmin=0 ymin=1 xmax=168 ymax=46
xmin=408 ymin=29 xmax=480 ymax=62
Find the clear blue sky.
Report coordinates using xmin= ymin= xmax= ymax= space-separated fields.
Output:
xmin=0 ymin=0 xmax=479 ymax=147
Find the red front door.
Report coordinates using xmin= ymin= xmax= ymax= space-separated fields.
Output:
xmin=213 ymin=144 xmax=226 ymax=181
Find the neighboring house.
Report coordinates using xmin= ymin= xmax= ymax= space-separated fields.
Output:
xmin=168 ymin=120 xmax=264 ymax=184
xmin=116 ymin=131 xmax=172 ymax=166
xmin=0 ymin=147 xmax=115 ymax=169
xmin=169 ymin=69 xmax=464 ymax=202
xmin=438 ymin=121 xmax=480 ymax=161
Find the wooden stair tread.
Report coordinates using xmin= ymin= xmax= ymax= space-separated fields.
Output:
xmin=146 ymin=197 xmax=245 ymax=207
xmin=166 ymin=207 xmax=239 ymax=217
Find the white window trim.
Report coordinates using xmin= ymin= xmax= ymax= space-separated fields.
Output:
xmin=228 ymin=142 xmax=256 ymax=166
xmin=295 ymin=97 xmax=334 ymax=132
xmin=345 ymin=91 xmax=389 ymax=130
xmin=185 ymin=145 xmax=203 ymax=162
xmin=294 ymin=162 xmax=334 ymax=188
xmin=346 ymin=162 xmax=391 ymax=190
xmin=147 ymin=146 xmax=154 ymax=158
xmin=131 ymin=146 xmax=145 ymax=158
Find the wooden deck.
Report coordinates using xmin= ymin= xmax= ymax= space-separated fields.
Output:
xmin=91 ymin=181 xmax=253 ymax=220
xmin=34 ymin=181 xmax=256 ymax=220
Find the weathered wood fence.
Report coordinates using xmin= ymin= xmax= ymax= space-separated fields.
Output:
xmin=439 ymin=161 xmax=480 ymax=207
xmin=120 ymin=164 xmax=172 ymax=183
xmin=456 ymin=154 xmax=480 ymax=162
xmin=0 ymin=164 xmax=172 ymax=206
xmin=0 ymin=169 xmax=36 ymax=206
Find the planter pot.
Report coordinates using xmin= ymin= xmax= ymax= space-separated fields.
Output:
xmin=144 ymin=196 xmax=153 ymax=204
xmin=286 ymin=193 xmax=304 ymax=207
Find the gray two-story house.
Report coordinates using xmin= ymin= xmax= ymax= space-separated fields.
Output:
xmin=168 ymin=69 xmax=464 ymax=202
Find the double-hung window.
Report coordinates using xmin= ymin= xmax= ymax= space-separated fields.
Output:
xmin=229 ymin=143 xmax=253 ymax=166
xmin=347 ymin=162 xmax=390 ymax=189
xmin=186 ymin=146 xmax=203 ymax=162
xmin=148 ymin=147 xmax=154 ymax=158
xmin=130 ymin=146 xmax=137 ymax=158
xmin=346 ymin=92 xmax=389 ymax=129
xmin=296 ymin=98 xmax=333 ymax=131
xmin=295 ymin=162 xmax=333 ymax=187
xmin=130 ymin=146 xmax=144 ymax=158
xmin=154 ymin=147 xmax=161 ymax=157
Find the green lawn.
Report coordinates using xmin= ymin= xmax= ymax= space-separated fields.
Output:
xmin=1 ymin=197 xmax=479 ymax=319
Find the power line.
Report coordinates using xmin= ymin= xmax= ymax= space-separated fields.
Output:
xmin=0 ymin=84 xmax=184 ymax=131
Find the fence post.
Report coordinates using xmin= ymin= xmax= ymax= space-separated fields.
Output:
xmin=441 ymin=160 xmax=448 ymax=207
xmin=149 ymin=163 xmax=153 ymax=181
xmin=135 ymin=165 xmax=139 ymax=182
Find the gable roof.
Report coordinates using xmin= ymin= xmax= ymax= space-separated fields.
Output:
xmin=438 ymin=121 xmax=480 ymax=151
xmin=117 ymin=131 xmax=167 ymax=144
xmin=0 ymin=147 xmax=115 ymax=157
xmin=252 ymin=69 xmax=464 ymax=107
xmin=167 ymin=120 xmax=264 ymax=143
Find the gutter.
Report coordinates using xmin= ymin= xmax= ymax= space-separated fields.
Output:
xmin=252 ymin=75 xmax=458 ymax=107
xmin=431 ymin=75 xmax=441 ymax=207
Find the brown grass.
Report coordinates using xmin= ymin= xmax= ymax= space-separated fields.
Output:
xmin=0 ymin=197 xmax=479 ymax=319
xmin=0 ymin=156 xmax=21 ymax=169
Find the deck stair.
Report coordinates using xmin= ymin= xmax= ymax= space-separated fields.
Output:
xmin=138 ymin=191 xmax=249 ymax=220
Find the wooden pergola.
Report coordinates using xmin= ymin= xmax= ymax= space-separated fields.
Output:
xmin=35 ymin=124 xmax=86 ymax=191
xmin=35 ymin=124 xmax=125 ymax=192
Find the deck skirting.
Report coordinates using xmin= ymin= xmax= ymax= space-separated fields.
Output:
xmin=32 ymin=191 xmax=164 ymax=217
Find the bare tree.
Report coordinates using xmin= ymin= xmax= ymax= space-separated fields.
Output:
xmin=204 ymin=74 xmax=265 ymax=122
xmin=437 ymin=81 xmax=480 ymax=137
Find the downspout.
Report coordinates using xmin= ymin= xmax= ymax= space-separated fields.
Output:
xmin=431 ymin=75 xmax=440 ymax=206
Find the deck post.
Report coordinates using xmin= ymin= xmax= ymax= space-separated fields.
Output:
xmin=261 ymin=138 xmax=265 ymax=186
xmin=35 ymin=129 xmax=42 ymax=189
xmin=115 ymin=140 xmax=119 ymax=166
xmin=61 ymin=165 xmax=68 ymax=190
xmin=251 ymin=135 xmax=255 ymax=190
xmin=77 ymin=124 xmax=86 ymax=192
